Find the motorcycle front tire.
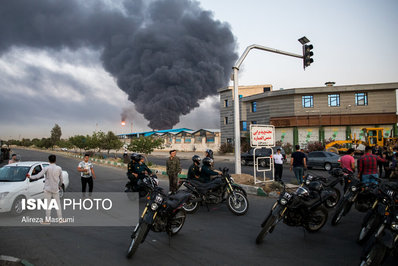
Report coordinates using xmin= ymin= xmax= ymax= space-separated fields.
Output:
xmin=126 ymin=222 xmax=149 ymax=258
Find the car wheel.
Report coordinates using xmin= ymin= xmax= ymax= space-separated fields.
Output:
xmin=324 ymin=163 xmax=332 ymax=171
xmin=11 ymin=196 xmax=25 ymax=216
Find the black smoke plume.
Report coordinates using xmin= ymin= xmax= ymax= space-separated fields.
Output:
xmin=0 ymin=0 xmax=237 ymax=129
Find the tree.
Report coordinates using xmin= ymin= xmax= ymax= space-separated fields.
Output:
xmin=57 ymin=139 xmax=73 ymax=149
xmin=50 ymin=124 xmax=62 ymax=149
xmin=87 ymin=131 xmax=103 ymax=152
xmin=69 ymin=135 xmax=87 ymax=153
xmin=128 ymin=136 xmax=164 ymax=158
xmin=99 ymin=131 xmax=123 ymax=155
xmin=21 ymin=138 xmax=32 ymax=147
xmin=36 ymin=138 xmax=52 ymax=149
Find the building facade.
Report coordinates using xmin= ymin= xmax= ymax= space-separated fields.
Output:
xmin=219 ymin=82 xmax=398 ymax=148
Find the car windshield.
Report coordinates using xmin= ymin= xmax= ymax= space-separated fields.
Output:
xmin=0 ymin=166 xmax=30 ymax=182
xmin=326 ymin=152 xmax=339 ymax=157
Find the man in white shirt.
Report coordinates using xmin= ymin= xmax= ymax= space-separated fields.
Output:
xmin=273 ymin=148 xmax=284 ymax=181
xmin=30 ymin=154 xmax=63 ymax=223
xmin=77 ymin=154 xmax=96 ymax=196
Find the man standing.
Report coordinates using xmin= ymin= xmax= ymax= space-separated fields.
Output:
xmin=8 ymin=154 xmax=18 ymax=164
xmin=77 ymin=153 xmax=96 ymax=196
xmin=290 ymin=145 xmax=307 ymax=184
xmin=30 ymin=155 xmax=63 ymax=223
xmin=340 ymin=148 xmax=356 ymax=172
xmin=166 ymin=150 xmax=181 ymax=193
xmin=358 ymin=146 xmax=386 ymax=184
xmin=273 ymin=148 xmax=284 ymax=182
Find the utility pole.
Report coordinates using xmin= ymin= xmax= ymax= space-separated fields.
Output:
xmin=232 ymin=37 xmax=313 ymax=174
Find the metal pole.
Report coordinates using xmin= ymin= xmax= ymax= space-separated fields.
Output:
xmin=232 ymin=44 xmax=304 ymax=175
xmin=233 ymin=67 xmax=241 ymax=174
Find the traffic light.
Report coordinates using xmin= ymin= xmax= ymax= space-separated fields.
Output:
xmin=303 ymin=44 xmax=314 ymax=69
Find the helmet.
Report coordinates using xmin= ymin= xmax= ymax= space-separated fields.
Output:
xmin=137 ymin=154 xmax=145 ymax=162
xmin=130 ymin=153 xmax=140 ymax=162
xmin=206 ymin=149 xmax=214 ymax=159
xmin=308 ymin=181 xmax=323 ymax=192
xmin=192 ymin=155 xmax=201 ymax=164
xmin=202 ymin=157 xmax=213 ymax=166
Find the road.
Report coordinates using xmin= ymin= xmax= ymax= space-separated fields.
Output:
xmin=0 ymin=149 xmax=395 ymax=265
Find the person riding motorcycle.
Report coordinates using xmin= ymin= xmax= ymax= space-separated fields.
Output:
xmin=199 ymin=157 xmax=219 ymax=183
xmin=205 ymin=149 xmax=214 ymax=159
xmin=187 ymin=155 xmax=201 ymax=180
xmin=135 ymin=154 xmax=152 ymax=179
xmin=127 ymin=153 xmax=140 ymax=189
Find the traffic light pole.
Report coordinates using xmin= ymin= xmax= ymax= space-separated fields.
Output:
xmin=233 ymin=44 xmax=304 ymax=175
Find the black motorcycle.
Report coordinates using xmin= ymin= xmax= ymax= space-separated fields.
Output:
xmin=331 ymin=179 xmax=379 ymax=226
xmin=256 ymin=181 xmax=333 ymax=244
xmin=126 ymin=175 xmax=192 ymax=258
xmin=182 ymin=168 xmax=249 ymax=216
xmin=125 ymin=174 xmax=158 ymax=198
xmin=359 ymin=208 xmax=398 ymax=266
xmin=357 ymin=182 xmax=398 ymax=244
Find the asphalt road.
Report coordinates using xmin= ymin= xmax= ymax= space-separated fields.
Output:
xmin=0 ymin=149 xmax=395 ymax=265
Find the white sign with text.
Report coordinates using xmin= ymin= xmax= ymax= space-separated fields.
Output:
xmin=250 ymin=125 xmax=275 ymax=147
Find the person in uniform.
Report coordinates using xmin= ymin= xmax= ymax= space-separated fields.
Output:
xmin=199 ymin=157 xmax=219 ymax=183
xmin=187 ymin=155 xmax=201 ymax=180
xmin=166 ymin=150 xmax=181 ymax=193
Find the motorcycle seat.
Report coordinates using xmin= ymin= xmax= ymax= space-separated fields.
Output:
xmin=190 ymin=179 xmax=222 ymax=193
xmin=166 ymin=191 xmax=192 ymax=209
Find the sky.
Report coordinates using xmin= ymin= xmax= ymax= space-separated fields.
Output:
xmin=0 ymin=0 xmax=397 ymax=140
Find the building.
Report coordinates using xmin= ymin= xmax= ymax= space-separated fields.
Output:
xmin=118 ymin=128 xmax=220 ymax=152
xmin=219 ymin=82 xmax=398 ymax=147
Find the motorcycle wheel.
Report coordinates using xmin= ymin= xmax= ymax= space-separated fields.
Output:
xmin=256 ymin=215 xmax=278 ymax=245
xmin=182 ymin=194 xmax=200 ymax=214
xmin=331 ymin=199 xmax=349 ymax=226
xmin=359 ymin=243 xmax=386 ymax=266
xmin=227 ymin=190 xmax=249 ymax=216
xmin=305 ymin=206 xmax=328 ymax=232
xmin=126 ymin=222 xmax=149 ymax=258
xmin=324 ymin=188 xmax=341 ymax=208
xmin=357 ymin=212 xmax=378 ymax=244
xmin=166 ymin=210 xmax=186 ymax=236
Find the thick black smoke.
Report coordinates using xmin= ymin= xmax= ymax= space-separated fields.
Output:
xmin=0 ymin=0 xmax=237 ymax=129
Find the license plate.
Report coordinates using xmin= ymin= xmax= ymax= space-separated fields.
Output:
xmin=283 ymin=192 xmax=292 ymax=200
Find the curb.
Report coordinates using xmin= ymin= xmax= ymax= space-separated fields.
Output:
xmin=0 ymin=255 xmax=33 ymax=266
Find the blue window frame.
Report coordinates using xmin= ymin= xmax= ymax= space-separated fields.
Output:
xmin=355 ymin=92 xmax=368 ymax=106
xmin=328 ymin=94 xmax=340 ymax=107
xmin=302 ymin=95 xmax=313 ymax=108
xmin=251 ymin=101 xmax=257 ymax=112
xmin=241 ymin=121 xmax=247 ymax=131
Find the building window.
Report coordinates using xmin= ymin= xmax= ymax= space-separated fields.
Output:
xmin=184 ymin=138 xmax=191 ymax=143
xmin=241 ymin=121 xmax=248 ymax=131
xmin=251 ymin=121 xmax=257 ymax=124
xmin=263 ymin=87 xmax=271 ymax=92
xmin=175 ymin=138 xmax=181 ymax=143
xmin=206 ymin=137 xmax=215 ymax=143
xmin=328 ymin=94 xmax=340 ymax=107
xmin=195 ymin=136 xmax=202 ymax=143
xmin=355 ymin=92 xmax=368 ymax=106
xmin=239 ymin=95 xmax=243 ymax=98
xmin=251 ymin=101 xmax=257 ymax=112
xmin=302 ymin=95 xmax=314 ymax=108
xmin=224 ymin=99 xmax=228 ymax=107
xmin=224 ymin=117 xmax=228 ymax=125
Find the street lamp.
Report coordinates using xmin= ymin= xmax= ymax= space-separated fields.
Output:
xmin=232 ymin=39 xmax=310 ymax=174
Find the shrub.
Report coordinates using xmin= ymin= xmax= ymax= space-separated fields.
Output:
xmin=219 ymin=143 xmax=234 ymax=154
xmin=307 ymin=141 xmax=325 ymax=152
xmin=282 ymin=142 xmax=293 ymax=155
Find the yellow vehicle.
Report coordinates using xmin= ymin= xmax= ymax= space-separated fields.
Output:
xmin=325 ymin=128 xmax=398 ymax=153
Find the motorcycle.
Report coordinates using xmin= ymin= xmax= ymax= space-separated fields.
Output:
xmin=359 ymin=208 xmax=398 ymax=266
xmin=331 ymin=178 xmax=379 ymax=226
xmin=255 ymin=181 xmax=333 ymax=244
xmin=357 ymin=182 xmax=398 ymax=244
xmin=182 ymin=168 xmax=249 ymax=216
xmin=125 ymin=173 xmax=159 ymax=198
xmin=126 ymin=175 xmax=192 ymax=258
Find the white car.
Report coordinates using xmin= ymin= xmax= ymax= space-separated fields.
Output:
xmin=0 ymin=161 xmax=69 ymax=215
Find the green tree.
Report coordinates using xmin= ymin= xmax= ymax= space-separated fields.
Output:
xmin=128 ymin=136 xmax=164 ymax=158
xmin=57 ymin=139 xmax=73 ymax=149
xmin=21 ymin=138 xmax=32 ymax=147
xmin=69 ymin=135 xmax=87 ymax=153
xmin=99 ymin=131 xmax=123 ymax=155
xmin=87 ymin=131 xmax=104 ymax=152
xmin=50 ymin=124 xmax=62 ymax=149
xmin=36 ymin=138 xmax=52 ymax=149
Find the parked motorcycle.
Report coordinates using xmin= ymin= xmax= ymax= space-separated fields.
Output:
xmin=357 ymin=182 xmax=398 ymax=244
xmin=359 ymin=208 xmax=398 ymax=266
xmin=255 ymin=181 xmax=333 ymax=244
xmin=182 ymin=168 xmax=249 ymax=216
xmin=125 ymin=174 xmax=159 ymax=198
xmin=331 ymin=178 xmax=379 ymax=226
xmin=126 ymin=175 xmax=192 ymax=258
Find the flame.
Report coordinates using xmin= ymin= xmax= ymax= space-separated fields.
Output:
xmin=121 ymin=121 xmax=126 ymax=126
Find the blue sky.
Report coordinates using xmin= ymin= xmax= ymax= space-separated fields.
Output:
xmin=0 ymin=0 xmax=397 ymax=139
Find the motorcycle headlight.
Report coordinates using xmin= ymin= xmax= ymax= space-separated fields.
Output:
xmin=391 ymin=222 xmax=398 ymax=231
xmin=0 ymin=192 xmax=9 ymax=200
xmin=305 ymin=180 xmax=311 ymax=185
xmin=280 ymin=198 xmax=288 ymax=205
xmin=151 ymin=203 xmax=159 ymax=211
xmin=351 ymin=186 xmax=357 ymax=192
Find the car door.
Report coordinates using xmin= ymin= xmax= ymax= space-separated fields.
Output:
xmin=28 ymin=164 xmax=45 ymax=199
